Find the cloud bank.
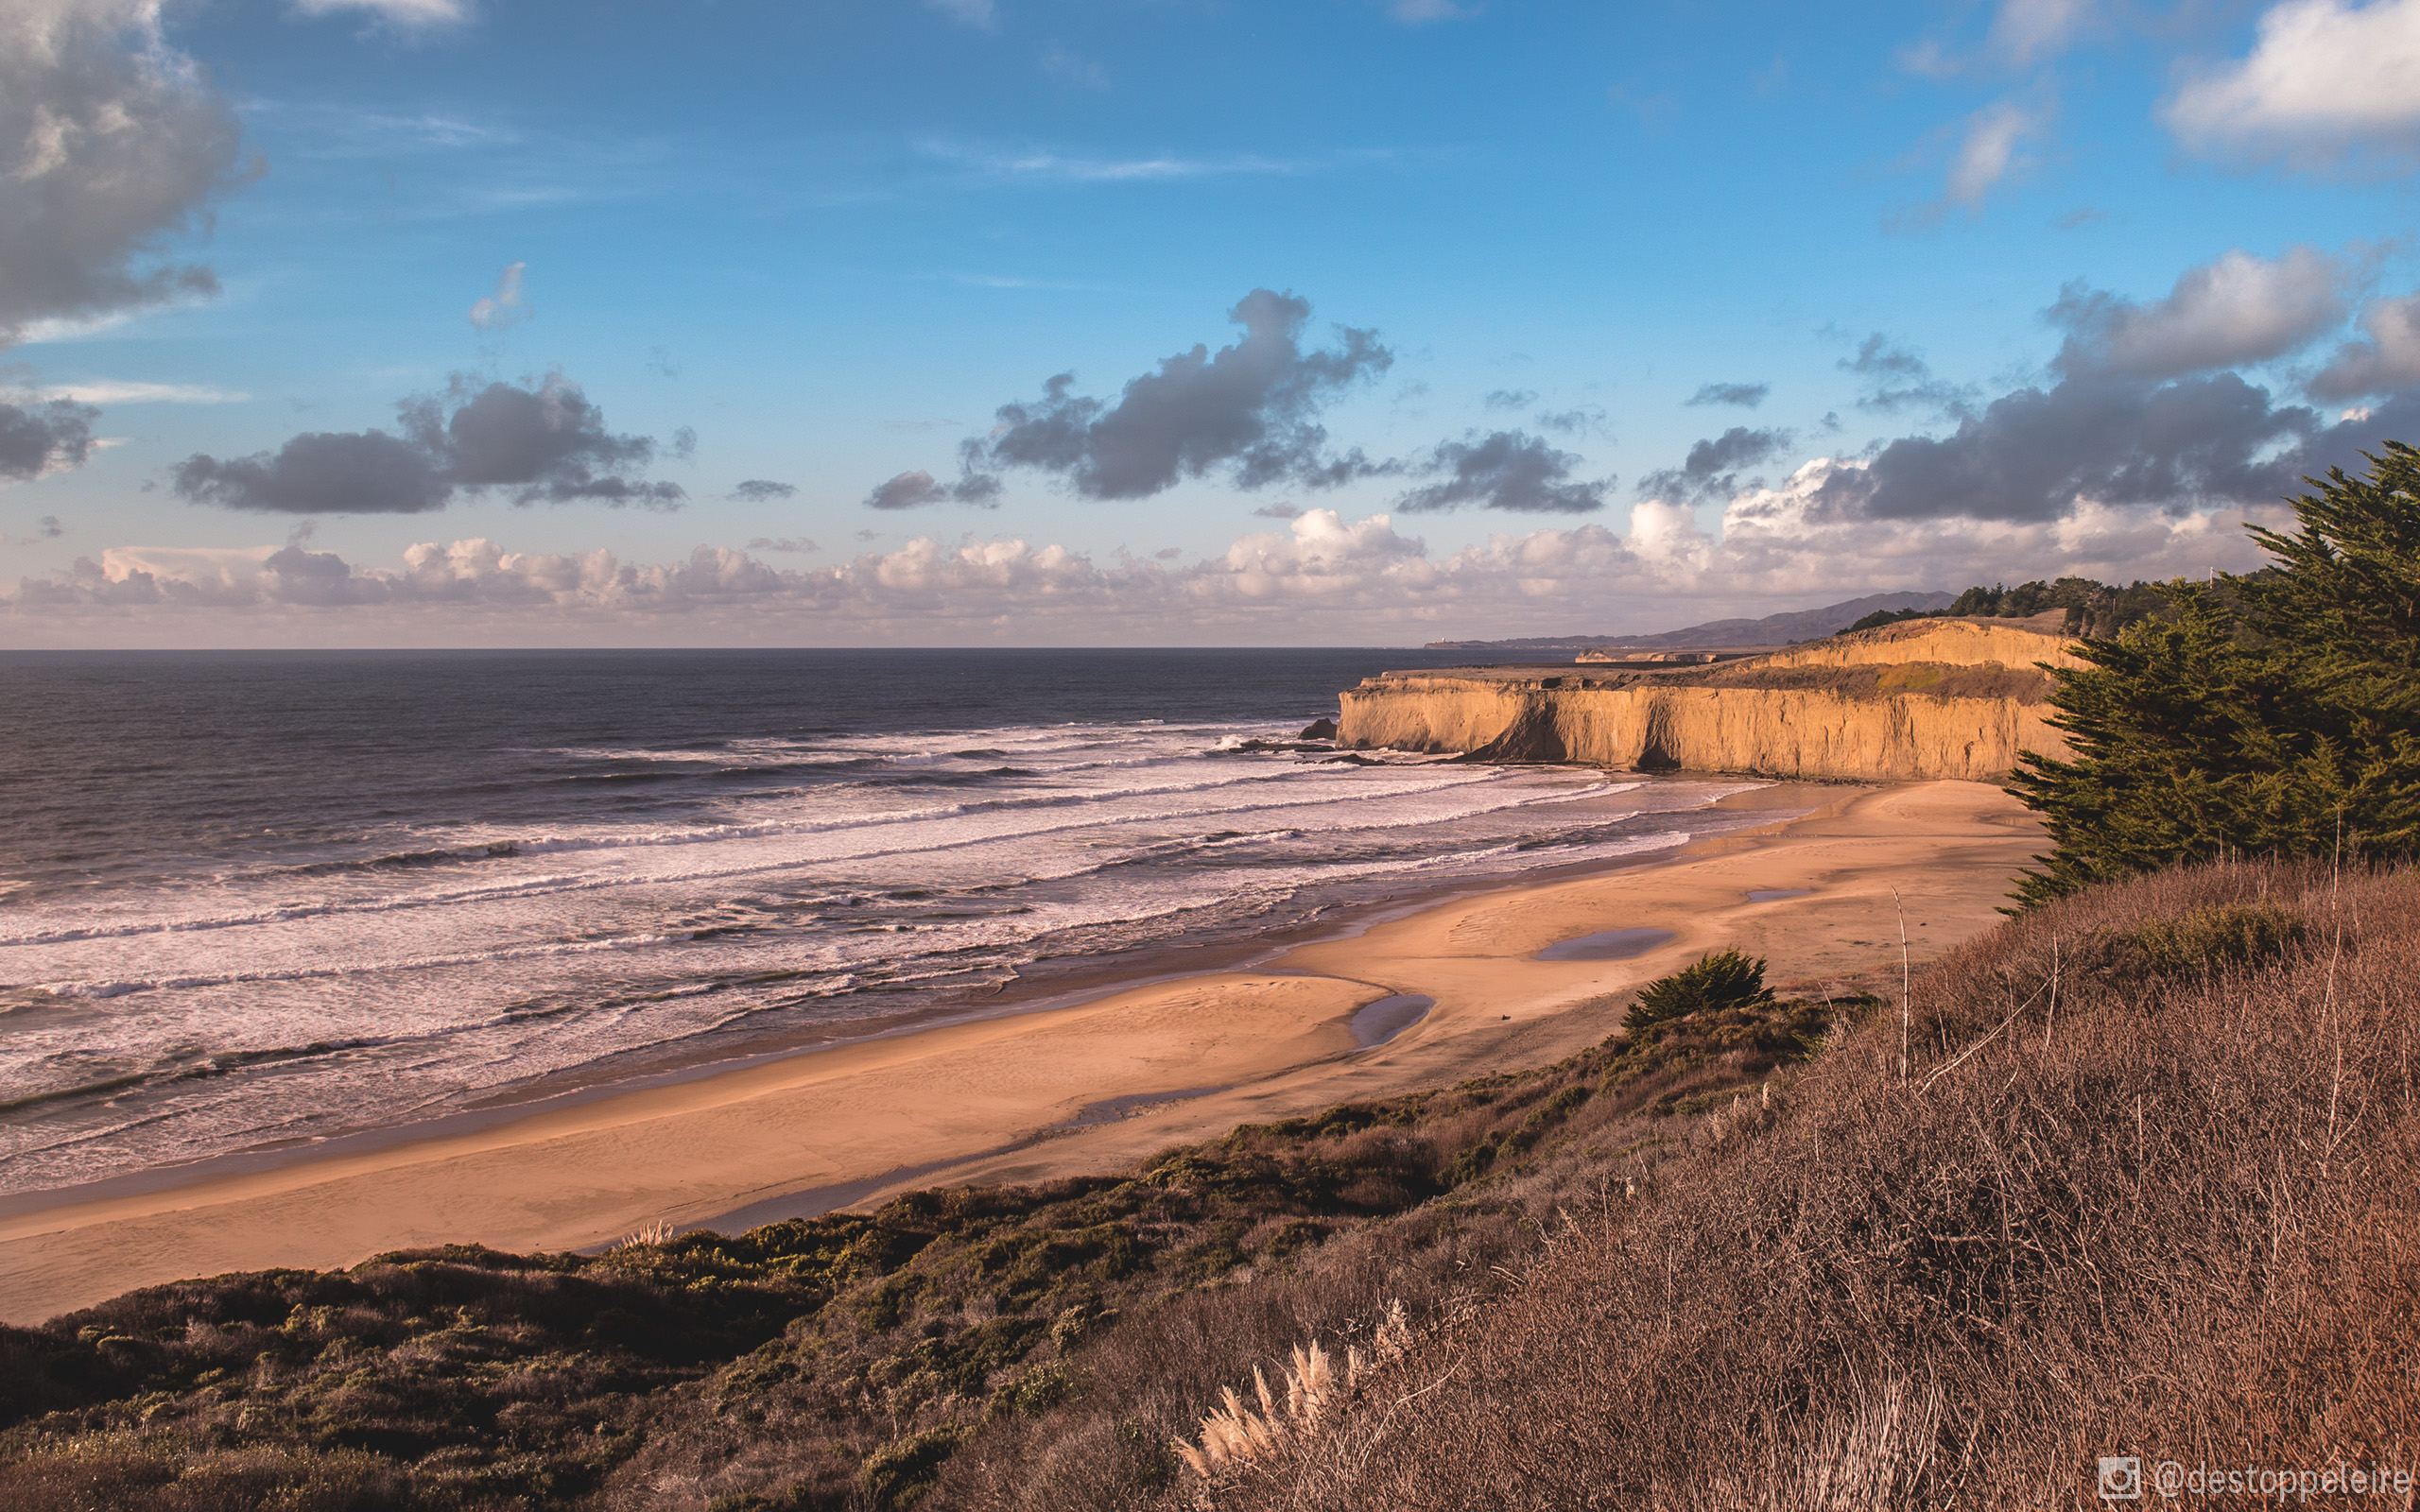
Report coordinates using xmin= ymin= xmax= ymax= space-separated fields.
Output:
xmin=12 ymin=489 xmax=2291 ymax=646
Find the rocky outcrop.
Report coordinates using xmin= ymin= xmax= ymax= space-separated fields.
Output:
xmin=1340 ymin=619 xmax=2079 ymax=782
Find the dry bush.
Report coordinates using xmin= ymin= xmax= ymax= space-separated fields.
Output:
xmin=1201 ymin=862 xmax=2420 ymax=1509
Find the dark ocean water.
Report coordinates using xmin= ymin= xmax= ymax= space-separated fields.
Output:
xmin=0 ymin=649 xmax=1764 ymax=1197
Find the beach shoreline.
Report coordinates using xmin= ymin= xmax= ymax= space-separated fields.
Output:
xmin=0 ymin=777 xmax=2044 ymax=1324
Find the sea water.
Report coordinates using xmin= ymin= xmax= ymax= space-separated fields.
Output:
xmin=0 ymin=649 xmax=1763 ymax=1198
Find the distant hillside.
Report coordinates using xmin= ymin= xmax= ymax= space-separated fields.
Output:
xmin=1424 ymin=590 xmax=1957 ymax=651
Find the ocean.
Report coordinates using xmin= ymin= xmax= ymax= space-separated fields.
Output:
xmin=0 ymin=649 xmax=1767 ymax=1201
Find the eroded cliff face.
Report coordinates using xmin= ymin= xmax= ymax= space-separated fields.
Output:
xmin=1339 ymin=619 xmax=2077 ymax=782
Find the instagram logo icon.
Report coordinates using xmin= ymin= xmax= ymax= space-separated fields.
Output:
xmin=2100 ymin=1456 xmax=2143 ymax=1500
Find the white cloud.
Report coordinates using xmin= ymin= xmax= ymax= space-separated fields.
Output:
xmin=2166 ymin=0 xmax=2420 ymax=166
xmin=2053 ymin=246 xmax=2344 ymax=377
xmin=36 ymin=379 xmax=247 ymax=404
xmin=1988 ymin=0 xmax=2092 ymax=62
xmin=925 ymin=0 xmax=995 ymax=30
xmin=467 ymin=261 xmax=530 ymax=331
xmin=2310 ymin=291 xmax=2420 ymax=396
xmin=1389 ymin=0 xmax=1478 ymax=22
xmin=289 ymin=0 xmax=470 ymax=25
xmin=924 ymin=141 xmax=1307 ymax=183
xmin=9 ymin=490 xmax=2288 ymax=646
xmin=1945 ymin=99 xmax=2045 ymax=206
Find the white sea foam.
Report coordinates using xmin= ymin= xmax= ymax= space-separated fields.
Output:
xmin=0 ymin=710 xmax=1766 ymax=1198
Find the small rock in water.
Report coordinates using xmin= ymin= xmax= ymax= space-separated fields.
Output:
xmin=1299 ymin=715 xmax=1339 ymax=740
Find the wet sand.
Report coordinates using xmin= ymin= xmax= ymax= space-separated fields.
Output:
xmin=0 ymin=779 xmax=2043 ymax=1323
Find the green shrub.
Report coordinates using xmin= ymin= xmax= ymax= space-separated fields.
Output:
xmin=1622 ymin=949 xmax=1774 ymax=1034
xmin=2133 ymin=902 xmax=2308 ymax=973
xmin=861 ymin=1425 xmax=969 ymax=1511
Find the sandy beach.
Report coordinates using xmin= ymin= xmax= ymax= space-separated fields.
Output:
xmin=0 ymin=778 xmax=2043 ymax=1324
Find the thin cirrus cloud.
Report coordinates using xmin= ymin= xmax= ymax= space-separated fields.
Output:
xmin=0 ymin=0 xmax=249 ymax=346
xmin=918 ymin=140 xmax=1332 ymax=184
xmin=37 ymin=381 xmax=248 ymax=404
xmin=925 ymin=0 xmax=995 ymax=29
xmin=1944 ymin=98 xmax=2047 ymax=207
xmin=172 ymin=372 xmax=683 ymax=513
xmin=289 ymin=0 xmax=469 ymax=23
xmin=2165 ymin=0 xmax=2420 ymax=168
xmin=1986 ymin=0 xmax=2093 ymax=64
xmin=468 ymin=263 xmax=531 ymax=330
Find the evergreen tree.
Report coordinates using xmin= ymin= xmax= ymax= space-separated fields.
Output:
xmin=2008 ymin=444 xmax=2420 ymax=905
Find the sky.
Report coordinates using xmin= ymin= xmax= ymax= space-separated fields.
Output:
xmin=6 ymin=0 xmax=2420 ymax=647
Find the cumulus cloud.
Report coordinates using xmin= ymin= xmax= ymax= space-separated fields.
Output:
xmin=729 ymin=478 xmax=797 ymax=502
xmin=2048 ymin=247 xmax=2343 ymax=378
xmin=926 ymin=288 xmax=1392 ymax=504
xmin=1685 ymin=382 xmax=1768 ymax=408
xmin=0 ymin=0 xmax=249 ymax=344
xmin=1398 ymin=430 xmax=1610 ymax=513
xmin=174 ymin=372 xmax=683 ymax=513
xmin=2165 ymin=0 xmax=2420 ymax=167
xmin=10 ymin=495 xmax=2289 ymax=644
xmin=865 ymin=468 xmax=1001 ymax=510
xmin=1636 ymin=426 xmax=1792 ymax=505
xmin=0 ymin=399 xmax=100 ymax=480
xmin=1483 ymin=388 xmax=1538 ymax=410
xmin=1818 ymin=371 xmax=2420 ymax=523
xmin=468 ymin=262 xmax=530 ymax=330
xmin=2310 ymin=291 xmax=2420 ymax=397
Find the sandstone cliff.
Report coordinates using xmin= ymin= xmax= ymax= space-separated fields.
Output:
xmin=1339 ymin=618 xmax=2079 ymax=782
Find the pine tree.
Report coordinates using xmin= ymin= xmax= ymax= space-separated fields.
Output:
xmin=2007 ymin=444 xmax=2420 ymax=904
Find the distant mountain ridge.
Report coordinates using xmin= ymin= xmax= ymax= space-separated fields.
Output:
xmin=1423 ymin=591 xmax=1959 ymax=651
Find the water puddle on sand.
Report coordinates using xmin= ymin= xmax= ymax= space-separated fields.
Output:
xmin=1746 ymin=888 xmax=1813 ymax=902
xmin=1351 ymin=993 xmax=1433 ymax=1047
xmin=1533 ymin=928 xmax=1676 ymax=962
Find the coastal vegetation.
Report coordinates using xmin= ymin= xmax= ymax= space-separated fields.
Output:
xmin=2011 ymin=445 xmax=2420 ymax=903
xmin=8 ymin=456 xmax=2419 ymax=1508
xmin=6 ymin=859 xmax=2412 ymax=1508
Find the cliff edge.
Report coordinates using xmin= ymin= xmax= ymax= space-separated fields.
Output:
xmin=1338 ymin=617 xmax=2080 ymax=782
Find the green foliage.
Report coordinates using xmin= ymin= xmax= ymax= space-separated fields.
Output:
xmin=861 ymin=1425 xmax=969 ymax=1511
xmin=1846 ymin=606 xmax=1939 ymax=632
xmin=2009 ymin=443 xmax=2420 ymax=905
xmin=2132 ymin=902 xmax=2308 ymax=974
xmin=1945 ymin=576 xmax=2165 ymax=638
xmin=1622 ymin=949 xmax=1773 ymax=1034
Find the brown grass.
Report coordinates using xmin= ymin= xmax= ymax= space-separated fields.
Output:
xmin=1190 ymin=861 xmax=2420 ymax=1509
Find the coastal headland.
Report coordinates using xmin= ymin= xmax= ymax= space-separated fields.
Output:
xmin=1340 ymin=616 xmax=2083 ymax=779
xmin=0 ymin=778 xmax=2046 ymax=1324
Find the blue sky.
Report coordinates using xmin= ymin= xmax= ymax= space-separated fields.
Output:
xmin=8 ymin=0 xmax=2420 ymax=645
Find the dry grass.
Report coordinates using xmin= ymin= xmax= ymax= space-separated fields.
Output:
xmin=1195 ymin=861 xmax=2420 ymax=1509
